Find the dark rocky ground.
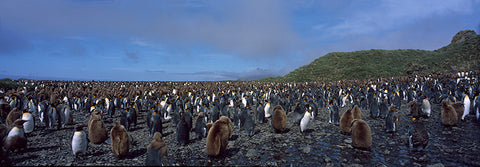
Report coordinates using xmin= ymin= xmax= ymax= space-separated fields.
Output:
xmin=5 ymin=100 xmax=480 ymax=166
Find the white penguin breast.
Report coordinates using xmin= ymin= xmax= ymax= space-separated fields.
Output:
xmin=7 ymin=127 xmax=24 ymax=139
xmin=264 ymin=104 xmax=271 ymax=117
xmin=72 ymin=131 xmax=87 ymax=154
xmin=300 ymin=113 xmax=311 ymax=132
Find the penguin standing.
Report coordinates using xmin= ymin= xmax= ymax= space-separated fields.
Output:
xmin=21 ymin=110 xmax=35 ymax=134
xmin=4 ymin=119 xmax=28 ymax=152
xmin=264 ymin=101 xmax=271 ymax=118
xmin=408 ymin=116 xmax=429 ymax=150
xmin=194 ymin=112 xmax=207 ymax=140
xmin=176 ymin=111 xmax=190 ymax=146
xmin=145 ymin=132 xmax=167 ymax=166
xmin=64 ymin=105 xmax=74 ymax=126
xmin=462 ymin=95 xmax=471 ymax=120
xmin=351 ymin=119 xmax=372 ymax=149
xmin=369 ymin=98 xmax=380 ymax=119
xmin=256 ymin=103 xmax=265 ymax=124
xmin=72 ymin=124 xmax=88 ymax=156
xmin=272 ymin=105 xmax=287 ymax=133
xmin=352 ymin=105 xmax=362 ymax=119
xmin=340 ymin=108 xmax=353 ymax=134
xmin=378 ymin=97 xmax=388 ymax=119
xmin=441 ymin=100 xmax=458 ymax=126
xmin=6 ymin=108 xmax=22 ymax=128
xmin=474 ymin=94 xmax=480 ymax=120
xmin=88 ymin=110 xmax=108 ymax=144
xmin=110 ymin=121 xmax=129 ymax=158
xmin=243 ymin=107 xmax=256 ymax=136
xmin=148 ymin=108 xmax=162 ymax=137
xmin=300 ymin=110 xmax=313 ymax=133
xmin=328 ymin=102 xmax=339 ymax=125
xmin=421 ymin=98 xmax=432 ymax=118
xmin=206 ymin=116 xmax=232 ymax=157
xmin=385 ymin=105 xmax=399 ymax=133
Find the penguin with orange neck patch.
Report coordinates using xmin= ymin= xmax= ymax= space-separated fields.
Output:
xmin=148 ymin=107 xmax=162 ymax=137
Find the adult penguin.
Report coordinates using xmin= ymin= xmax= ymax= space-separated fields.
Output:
xmin=243 ymin=106 xmax=256 ymax=136
xmin=421 ymin=97 xmax=432 ymax=118
xmin=462 ymin=94 xmax=471 ymax=120
xmin=194 ymin=112 xmax=207 ymax=140
xmin=149 ymin=108 xmax=162 ymax=137
xmin=386 ymin=105 xmax=399 ymax=133
xmin=328 ymin=101 xmax=339 ymax=125
xmin=369 ymin=98 xmax=380 ymax=119
xmin=300 ymin=109 xmax=313 ymax=133
xmin=21 ymin=110 xmax=35 ymax=134
xmin=256 ymin=102 xmax=265 ymax=124
xmin=378 ymin=96 xmax=388 ymax=119
xmin=176 ymin=110 xmax=190 ymax=146
xmin=72 ymin=124 xmax=88 ymax=156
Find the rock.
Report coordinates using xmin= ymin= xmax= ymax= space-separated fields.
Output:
xmin=302 ymin=145 xmax=311 ymax=154
xmin=246 ymin=149 xmax=257 ymax=158
xmin=413 ymin=162 xmax=422 ymax=167
xmin=345 ymin=164 xmax=363 ymax=167
xmin=324 ymin=156 xmax=331 ymax=163
xmin=419 ymin=154 xmax=428 ymax=162
xmin=427 ymin=163 xmax=445 ymax=167
xmin=344 ymin=139 xmax=352 ymax=144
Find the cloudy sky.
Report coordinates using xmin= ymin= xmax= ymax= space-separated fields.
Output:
xmin=0 ymin=0 xmax=479 ymax=81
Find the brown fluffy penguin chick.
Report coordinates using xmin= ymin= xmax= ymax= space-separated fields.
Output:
xmin=442 ymin=100 xmax=458 ymax=126
xmin=451 ymin=102 xmax=464 ymax=122
xmin=206 ymin=116 xmax=232 ymax=157
xmin=340 ymin=108 xmax=353 ymax=134
xmin=6 ymin=108 xmax=22 ymax=128
xmin=351 ymin=119 xmax=372 ymax=149
xmin=408 ymin=101 xmax=420 ymax=117
xmin=206 ymin=123 xmax=213 ymax=134
xmin=145 ymin=132 xmax=167 ymax=166
xmin=272 ymin=105 xmax=287 ymax=133
xmin=0 ymin=103 xmax=11 ymax=122
xmin=110 ymin=121 xmax=129 ymax=158
xmin=4 ymin=119 xmax=28 ymax=152
xmin=352 ymin=105 xmax=362 ymax=119
xmin=88 ymin=110 xmax=108 ymax=144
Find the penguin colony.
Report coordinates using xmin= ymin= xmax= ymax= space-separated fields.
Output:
xmin=0 ymin=71 xmax=479 ymax=165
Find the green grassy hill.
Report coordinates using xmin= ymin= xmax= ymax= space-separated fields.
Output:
xmin=260 ymin=30 xmax=480 ymax=82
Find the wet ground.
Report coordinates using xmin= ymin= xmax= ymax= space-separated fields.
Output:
xmin=6 ymin=100 xmax=480 ymax=166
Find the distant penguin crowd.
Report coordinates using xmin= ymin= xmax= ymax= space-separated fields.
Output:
xmin=0 ymin=70 xmax=479 ymax=165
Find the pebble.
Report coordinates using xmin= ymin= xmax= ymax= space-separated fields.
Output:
xmin=426 ymin=163 xmax=445 ymax=167
xmin=302 ymin=145 xmax=311 ymax=154
xmin=324 ymin=156 xmax=331 ymax=163
xmin=344 ymin=139 xmax=352 ymax=144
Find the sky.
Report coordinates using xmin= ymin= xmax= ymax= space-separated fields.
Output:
xmin=0 ymin=0 xmax=479 ymax=81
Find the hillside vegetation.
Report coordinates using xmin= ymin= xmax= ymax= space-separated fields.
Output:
xmin=260 ymin=30 xmax=480 ymax=82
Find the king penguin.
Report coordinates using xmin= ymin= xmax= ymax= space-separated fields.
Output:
xmin=328 ymin=102 xmax=339 ymax=125
xmin=351 ymin=119 xmax=372 ymax=149
xmin=264 ymin=101 xmax=271 ymax=118
xmin=408 ymin=116 xmax=429 ymax=150
xmin=386 ymin=105 xmax=399 ymax=133
xmin=194 ymin=112 xmax=207 ymax=140
xmin=462 ymin=94 xmax=471 ymax=120
xmin=300 ymin=110 xmax=313 ymax=133
xmin=421 ymin=97 xmax=432 ymax=118
xmin=256 ymin=102 xmax=265 ymax=124
xmin=149 ymin=108 xmax=162 ymax=137
xmin=88 ymin=110 xmax=108 ymax=144
xmin=272 ymin=105 xmax=287 ymax=133
xmin=352 ymin=105 xmax=362 ymax=120
xmin=72 ymin=124 xmax=88 ymax=156
xmin=206 ymin=116 xmax=232 ymax=157
xmin=441 ymin=99 xmax=458 ymax=126
xmin=340 ymin=108 xmax=353 ymax=134
xmin=4 ymin=119 xmax=28 ymax=152
xmin=146 ymin=132 xmax=168 ymax=166
xmin=21 ymin=110 xmax=35 ymax=134
xmin=110 ymin=121 xmax=129 ymax=158
xmin=243 ymin=106 xmax=256 ymax=136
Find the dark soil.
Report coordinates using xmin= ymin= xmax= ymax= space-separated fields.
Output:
xmin=6 ymin=100 xmax=480 ymax=166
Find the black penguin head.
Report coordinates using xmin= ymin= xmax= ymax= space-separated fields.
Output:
xmin=74 ymin=124 xmax=84 ymax=131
